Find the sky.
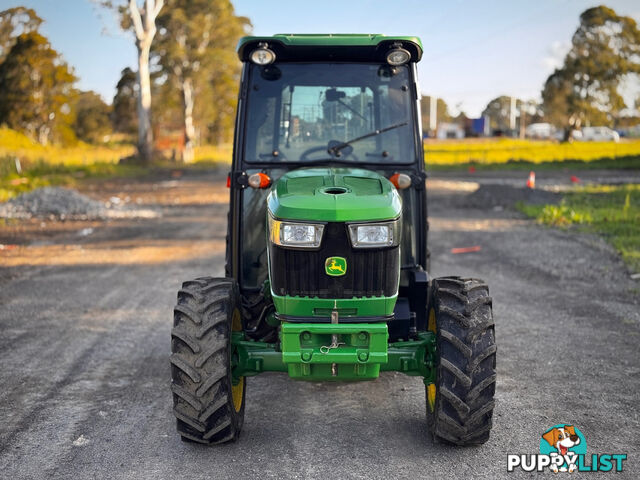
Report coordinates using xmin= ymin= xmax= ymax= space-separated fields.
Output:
xmin=6 ymin=0 xmax=640 ymax=117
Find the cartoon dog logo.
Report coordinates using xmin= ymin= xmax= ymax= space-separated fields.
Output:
xmin=541 ymin=425 xmax=581 ymax=473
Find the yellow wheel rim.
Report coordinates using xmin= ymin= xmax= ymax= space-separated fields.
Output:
xmin=427 ymin=307 xmax=437 ymax=413
xmin=231 ymin=309 xmax=244 ymax=413
xmin=427 ymin=383 xmax=436 ymax=413
xmin=232 ymin=309 xmax=242 ymax=332
xmin=428 ymin=308 xmax=436 ymax=333
xmin=231 ymin=377 xmax=244 ymax=412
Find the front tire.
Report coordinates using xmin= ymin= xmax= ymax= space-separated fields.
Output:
xmin=170 ymin=277 xmax=245 ymax=444
xmin=426 ymin=276 xmax=496 ymax=445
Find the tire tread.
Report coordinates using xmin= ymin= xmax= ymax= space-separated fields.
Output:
xmin=171 ymin=277 xmax=244 ymax=445
xmin=427 ymin=276 xmax=496 ymax=446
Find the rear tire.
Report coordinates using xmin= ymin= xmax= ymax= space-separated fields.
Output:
xmin=170 ymin=277 xmax=245 ymax=444
xmin=426 ymin=276 xmax=496 ymax=445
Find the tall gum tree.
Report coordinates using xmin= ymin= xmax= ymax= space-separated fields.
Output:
xmin=154 ymin=1 xmax=212 ymax=162
xmin=542 ymin=6 xmax=640 ymax=137
xmin=98 ymin=0 xmax=164 ymax=163
xmin=153 ymin=0 xmax=250 ymax=161
xmin=128 ymin=0 xmax=164 ymax=163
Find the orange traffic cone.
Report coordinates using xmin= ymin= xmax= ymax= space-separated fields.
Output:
xmin=526 ymin=171 xmax=535 ymax=189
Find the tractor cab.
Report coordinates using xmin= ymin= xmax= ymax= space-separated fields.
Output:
xmin=231 ymin=35 xmax=429 ymax=341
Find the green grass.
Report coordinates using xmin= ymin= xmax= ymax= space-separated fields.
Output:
xmin=426 ymin=155 xmax=640 ymax=172
xmin=193 ymin=144 xmax=233 ymax=163
xmin=518 ymin=184 xmax=640 ymax=272
xmin=424 ymin=138 xmax=640 ymax=166
xmin=0 ymin=157 xmax=150 ymax=202
xmin=3 ymin=125 xmax=640 ymax=203
xmin=0 ymin=127 xmax=135 ymax=165
xmin=0 ymin=127 xmax=142 ymax=201
xmin=0 ymin=128 xmax=234 ymax=201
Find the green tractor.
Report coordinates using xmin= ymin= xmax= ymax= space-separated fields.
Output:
xmin=170 ymin=34 xmax=496 ymax=446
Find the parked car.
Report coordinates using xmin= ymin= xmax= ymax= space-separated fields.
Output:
xmin=617 ymin=125 xmax=640 ymax=138
xmin=436 ymin=122 xmax=465 ymax=139
xmin=579 ymin=126 xmax=620 ymax=142
xmin=554 ymin=129 xmax=582 ymax=142
xmin=525 ymin=122 xmax=555 ymax=139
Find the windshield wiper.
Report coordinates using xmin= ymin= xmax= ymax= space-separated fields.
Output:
xmin=328 ymin=121 xmax=408 ymax=156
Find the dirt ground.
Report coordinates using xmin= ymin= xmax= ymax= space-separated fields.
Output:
xmin=0 ymin=168 xmax=639 ymax=479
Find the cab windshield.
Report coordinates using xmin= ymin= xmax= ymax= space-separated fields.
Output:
xmin=243 ymin=63 xmax=417 ymax=164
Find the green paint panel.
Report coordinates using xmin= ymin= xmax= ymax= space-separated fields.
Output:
xmin=268 ymin=167 xmax=401 ymax=222
xmin=286 ymin=176 xmax=325 ymax=194
xmin=343 ymin=176 xmax=383 ymax=195
xmin=237 ymin=34 xmax=423 ymax=60
xmin=381 ymin=332 xmax=437 ymax=385
xmin=272 ymin=293 xmax=397 ymax=318
xmin=281 ymin=323 xmax=388 ymax=381
xmin=231 ymin=333 xmax=287 ymax=380
xmin=231 ymin=330 xmax=437 ymax=384
xmin=239 ymin=33 xmax=423 ymax=49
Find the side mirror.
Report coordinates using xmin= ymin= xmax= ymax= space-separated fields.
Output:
xmin=325 ymin=88 xmax=346 ymax=102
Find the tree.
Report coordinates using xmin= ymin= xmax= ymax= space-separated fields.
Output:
xmin=98 ymin=0 xmax=164 ymax=162
xmin=542 ymin=6 xmax=640 ymax=135
xmin=72 ymin=91 xmax=112 ymax=143
xmin=0 ymin=32 xmax=76 ymax=144
xmin=481 ymin=95 xmax=522 ymax=133
xmin=420 ymin=96 xmax=451 ymax=135
xmin=518 ymin=99 xmax=544 ymax=138
xmin=127 ymin=0 xmax=164 ymax=163
xmin=153 ymin=0 xmax=249 ymax=161
xmin=112 ymin=67 xmax=138 ymax=134
xmin=0 ymin=6 xmax=42 ymax=64
xmin=202 ymin=44 xmax=244 ymax=145
xmin=198 ymin=3 xmax=250 ymax=146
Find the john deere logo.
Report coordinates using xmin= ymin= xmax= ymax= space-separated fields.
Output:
xmin=325 ymin=256 xmax=347 ymax=276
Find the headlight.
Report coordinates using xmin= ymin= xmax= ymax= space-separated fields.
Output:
xmin=269 ymin=217 xmax=324 ymax=248
xmin=348 ymin=220 xmax=400 ymax=248
xmin=250 ymin=43 xmax=276 ymax=65
xmin=386 ymin=47 xmax=411 ymax=66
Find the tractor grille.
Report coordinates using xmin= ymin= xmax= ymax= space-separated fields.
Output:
xmin=269 ymin=222 xmax=399 ymax=299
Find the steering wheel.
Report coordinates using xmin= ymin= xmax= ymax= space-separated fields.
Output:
xmin=299 ymin=145 xmax=360 ymax=162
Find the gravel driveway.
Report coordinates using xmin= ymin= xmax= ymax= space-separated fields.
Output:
xmin=0 ymin=169 xmax=638 ymax=479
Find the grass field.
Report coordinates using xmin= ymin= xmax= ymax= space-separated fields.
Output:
xmin=2 ymin=127 xmax=640 ymax=201
xmin=0 ymin=128 xmax=135 ymax=166
xmin=190 ymin=138 xmax=640 ymax=167
xmin=518 ymin=184 xmax=640 ymax=273
xmin=0 ymin=129 xmax=134 ymax=201
xmin=193 ymin=144 xmax=233 ymax=163
xmin=424 ymin=138 xmax=640 ymax=169
xmin=0 ymin=128 xmax=233 ymax=201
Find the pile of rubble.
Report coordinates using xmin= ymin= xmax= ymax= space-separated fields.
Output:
xmin=464 ymin=184 xmax=561 ymax=209
xmin=0 ymin=187 xmax=159 ymax=220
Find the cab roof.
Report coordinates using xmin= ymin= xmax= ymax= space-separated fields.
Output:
xmin=237 ymin=34 xmax=423 ymax=63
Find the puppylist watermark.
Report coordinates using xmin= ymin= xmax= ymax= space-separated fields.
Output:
xmin=507 ymin=424 xmax=627 ymax=473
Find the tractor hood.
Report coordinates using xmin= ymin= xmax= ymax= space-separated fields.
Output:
xmin=267 ymin=167 xmax=401 ymax=222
